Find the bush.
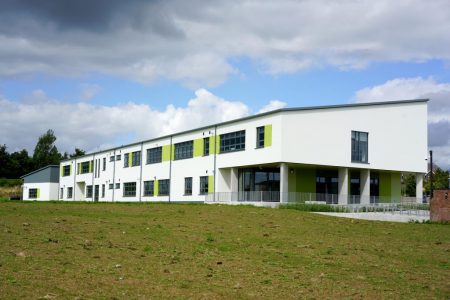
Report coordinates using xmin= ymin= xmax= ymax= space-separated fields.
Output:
xmin=0 ymin=178 xmax=22 ymax=187
xmin=280 ymin=203 xmax=348 ymax=212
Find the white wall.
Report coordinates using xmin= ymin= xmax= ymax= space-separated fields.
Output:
xmin=23 ymin=182 xmax=59 ymax=201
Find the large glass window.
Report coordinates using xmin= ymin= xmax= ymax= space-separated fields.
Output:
xmin=158 ymin=179 xmax=170 ymax=196
xmin=351 ymin=131 xmax=368 ymax=163
xmin=103 ymin=158 xmax=106 ymax=171
xmin=132 ymin=151 xmax=141 ymax=167
xmin=28 ymin=188 xmax=37 ymax=199
xmin=256 ymin=126 xmax=264 ymax=148
xmin=220 ymin=130 xmax=245 ymax=153
xmin=174 ymin=141 xmax=193 ymax=160
xmin=350 ymin=171 xmax=360 ymax=196
xmin=238 ymin=168 xmax=280 ymax=192
xmin=63 ymin=165 xmax=70 ymax=176
xmin=147 ymin=147 xmax=162 ymax=164
xmin=315 ymin=170 xmax=338 ymax=195
xmin=86 ymin=185 xmax=93 ymax=198
xmin=123 ymin=182 xmax=136 ymax=197
xmin=185 ymin=177 xmax=192 ymax=195
xmin=203 ymin=138 xmax=210 ymax=156
xmin=102 ymin=184 xmax=105 ymax=198
xmin=199 ymin=176 xmax=208 ymax=195
xmin=143 ymin=181 xmax=154 ymax=196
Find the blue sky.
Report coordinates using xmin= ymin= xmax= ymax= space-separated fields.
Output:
xmin=0 ymin=0 xmax=449 ymax=169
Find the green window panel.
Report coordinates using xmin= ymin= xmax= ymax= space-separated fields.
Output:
xmin=129 ymin=152 xmax=133 ymax=167
xmin=60 ymin=166 xmax=64 ymax=177
xmin=264 ymin=124 xmax=272 ymax=147
xmin=154 ymin=180 xmax=159 ymax=196
xmin=208 ymin=175 xmax=214 ymax=193
xmin=162 ymin=145 xmax=171 ymax=162
xmin=36 ymin=188 xmax=40 ymax=199
xmin=89 ymin=160 xmax=93 ymax=173
xmin=193 ymin=138 xmax=204 ymax=157
xmin=210 ymin=135 xmax=220 ymax=154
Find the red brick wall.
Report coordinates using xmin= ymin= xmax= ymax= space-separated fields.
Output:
xmin=430 ymin=189 xmax=450 ymax=222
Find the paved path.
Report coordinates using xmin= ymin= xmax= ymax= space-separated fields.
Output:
xmin=314 ymin=211 xmax=429 ymax=223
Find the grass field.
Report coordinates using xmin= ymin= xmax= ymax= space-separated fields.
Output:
xmin=0 ymin=202 xmax=449 ymax=299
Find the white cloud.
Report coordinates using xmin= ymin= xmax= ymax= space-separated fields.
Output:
xmin=1 ymin=1 xmax=450 ymax=87
xmin=0 ymin=89 xmax=273 ymax=156
xmin=257 ymin=100 xmax=287 ymax=114
xmin=354 ymin=77 xmax=450 ymax=170
xmin=80 ymin=84 xmax=101 ymax=101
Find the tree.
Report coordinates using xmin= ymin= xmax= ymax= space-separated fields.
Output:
xmin=32 ymin=129 xmax=62 ymax=169
xmin=0 ymin=144 xmax=10 ymax=178
xmin=70 ymin=148 xmax=86 ymax=158
xmin=403 ymin=174 xmax=416 ymax=197
xmin=424 ymin=167 xmax=450 ymax=193
xmin=9 ymin=149 xmax=33 ymax=178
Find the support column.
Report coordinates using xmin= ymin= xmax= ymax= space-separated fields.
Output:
xmin=338 ymin=167 xmax=349 ymax=205
xmin=416 ymin=173 xmax=424 ymax=204
xmin=280 ymin=163 xmax=288 ymax=203
xmin=360 ymin=169 xmax=370 ymax=205
xmin=230 ymin=168 xmax=239 ymax=202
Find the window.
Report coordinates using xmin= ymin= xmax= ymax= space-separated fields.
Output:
xmin=110 ymin=155 xmax=115 ymax=162
xmin=29 ymin=188 xmax=37 ymax=199
xmin=132 ymin=151 xmax=141 ymax=167
xmin=200 ymin=176 xmax=208 ymax=194
xmin=124 ymin=153 xmax=129 ymax=167
xmin=67 ymin=187 xmax=73 ymax=199
xmin=256 ymin=126 xmax=264 ymax=148
xmin=109 ymin=183 xmax=114 ymax=190
xmin=102 ymin=184 xmax=105 ymax=198
xmin=63 ymin=165 xmax=71 ymax=176
xmin=174 ymin=141 xmax=193 ymax=160
xmin=184 ymin=177 xmax=192 ymax=195
xmin=81 ymin=161 xmax=90 ymax=174
xmin=147 ymin=147 xmax=162 ymax=164
xmin=123 ymin=182 xmax=136 ymax=197
xmin=116 ymin=154 xmax=121 ymax=161
xmin=203 ymin=138 xmax=210 ymax=156
xmin=60 ymin=188 xmax=63 ymax=199
xmin=158 ymin=179 xmax=170 ymax=196
xmin=220 ymin=130 xmax=245 ymax=153
xmin=143 ymin=181 xmax=154 ymax=196
xmin=86 ymin=185 xmax=93 ymax=198
xmin=351 ymin=131 xmax=368 ymax=163
xmin=115 ymin=183 xmax=120 ymax=189
xmin=103 ymin=158 xmax=106 ymax=171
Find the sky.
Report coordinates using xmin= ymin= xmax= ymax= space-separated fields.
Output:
xmin=0 ymin=0 xmax=449 ymax=169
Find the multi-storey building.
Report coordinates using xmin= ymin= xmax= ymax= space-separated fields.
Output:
xmin=58 ymin=99 xmax=428 ymax=204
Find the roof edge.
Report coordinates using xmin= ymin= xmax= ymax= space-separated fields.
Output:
xmin=20 ymin=165 xmax=59 ymax=179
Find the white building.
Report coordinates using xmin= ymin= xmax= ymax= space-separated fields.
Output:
xmin=21 ymin=165 xmax=60 ymax=201
xmin=58 ymin=99 xmax=428 ymax=204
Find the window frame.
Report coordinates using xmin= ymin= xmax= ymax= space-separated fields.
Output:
xmin=146 ymin=147 xmax=162 ymax=164
xmin=158 ymin=179 xmax=170 ymax=196
xmin=67 ymin=187 xmax=73 ymax=199
xmin=184 ymin=177 xmax=192 ymax=195
xmin=143 ymin=180 xmax=154 ymax=196
xmin=203 ymin=138 xmax=210 ymax=156
xmin=124 ymin=153 xmax=129 ymax=167
xmin=220 ymin=130 xmax=246 ymax=153
xmin=132 ymin=151 xmax=141 ymax=167
xmin=28 ymin=188 xmax=37 ymax=199
xmin=256 ymin=126 xmax=265 ymax=148
xmin=81 ymin=161 xmax=90 ymax=174
xmin=63 ymin=165 xmax=71 ymax=176
xmin=123 ymin=182 xmax=137 ymax=197
xmin=351 ymin=131 xmax=369 ymax=163
xmin=86 ymin=185 xmax=93 ymax=198
xmin=199 ymin=176 xmax=208 ymax=195
xmin=174 ymin=140 xmax=193 ymax=160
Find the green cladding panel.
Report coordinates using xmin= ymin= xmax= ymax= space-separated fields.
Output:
xmin=162 ymin=145 xmax=171 ymax=162
xmin=154 ymin=180 xmax=159 ymax=196
xmin=264 ymin=124 xmax=272 ymax=147
xmin=129 ymin=153 xmax=133 ymax=167
xmin=89 ymin=161 xmax=93 ymax=173
xmin=193 ymin=138 xmax=204 ymax=157
xmin=60 ymin=166 xmax=64 ymax=177
xmin=36 ymin=188 xmax=40 ymax=199
xmin=296 ymin=168 xmax=316 ymax=193
xmin=208 ymin=175 xmax=215 ymax=193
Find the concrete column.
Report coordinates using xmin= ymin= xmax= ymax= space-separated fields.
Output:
xmin=280 ymin=163 xmax=288 ymax=203
xmin=416 ymin=173 xmax=424 ymax=204
xmin=230 ymin=168 xmax=239 ymax=194
xmin=360 ymin=169 xmax=370 ymax=205
xmin=338 ymin=167 xmax=349 ymax=205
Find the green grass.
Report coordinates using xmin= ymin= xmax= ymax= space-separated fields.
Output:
xmin=0 ymin=201 xmax=449 ymax=299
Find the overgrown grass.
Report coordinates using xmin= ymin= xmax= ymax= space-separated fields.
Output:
xmin=280 ymin=203 xmax=349 ymax=212
xmin=0 ymin=201 xmax=449 ymax=299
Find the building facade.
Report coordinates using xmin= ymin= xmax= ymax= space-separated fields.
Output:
xmin=21 ymin=165 xmax=60 ymax=201
xmin=58 ymin=99 xmax=428 ymax=204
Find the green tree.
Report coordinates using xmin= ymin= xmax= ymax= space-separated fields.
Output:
xmin=0 ymin=144 xmax=10 ymax=178
xmin=404 ymin=174 xmax=416 ymax=197
xmin=424 ymin=167 xmax=450 ymax=193
xmin=32 ymin=129 xmax=62 ymax=169
xmin=9 ymin=149 xmax=33 ymax=178
xmin=70 ymin=148 xmax=86 ymax=158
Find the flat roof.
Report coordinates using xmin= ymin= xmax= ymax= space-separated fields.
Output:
xmin=60 ymin=98 xmax=428 ymax=163
xmin=20 ymin=165 xmax=59 ymax=179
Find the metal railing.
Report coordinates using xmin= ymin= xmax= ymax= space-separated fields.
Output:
xmin=205 ymin=192 xmax=425 ymax=205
